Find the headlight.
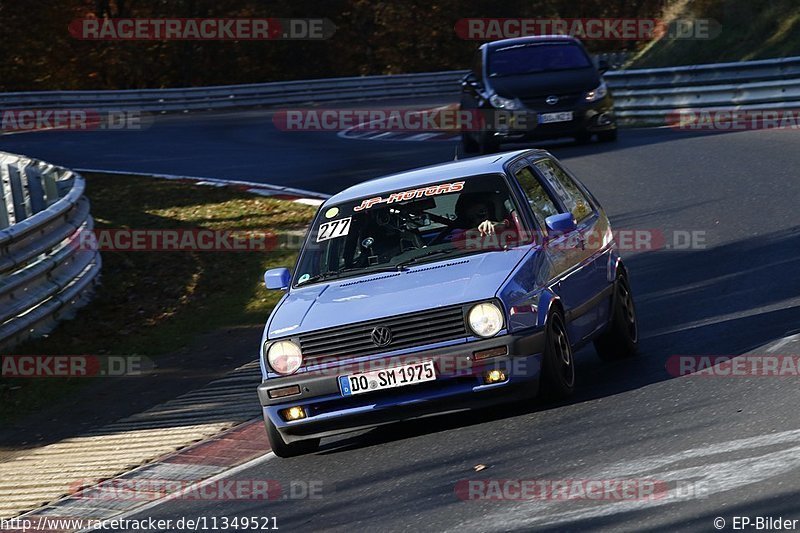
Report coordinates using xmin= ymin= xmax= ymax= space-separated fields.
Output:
xmin=585 ymin=81 xmax=608 ymax=102
xmin=489 ymin=94 xmax=521 ymax=110
xmin=266 ymin=340 xmax=303 ymax=375
xmin=468 ymin=302 xmax=504 ymax=338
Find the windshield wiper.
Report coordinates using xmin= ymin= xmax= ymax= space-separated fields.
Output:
xmin=297 ymin=265 xmax=402 ymax=286
xmin=394 ymin=248 xmax=459 ymax=269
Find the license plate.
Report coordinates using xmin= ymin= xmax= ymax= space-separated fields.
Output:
xmin=339 ymin=360 xmax=436 ymax=396
xmin=539 ymin=111 xmax=573 ymax=124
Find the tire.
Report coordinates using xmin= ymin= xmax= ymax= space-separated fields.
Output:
xmin=594 ymin=275 xmax=639 ymax=361
xmin=461 ymin=131 xmax=479 ymax=154
xmin=598 ymin=129 xmax=618 ymax=142
xmin=574 ymin=131 xmax=592 ymax=144
xmin=265 ymin=417 xmax=320 ymax=458
xmin=540 ymin=310 xmax=576 ymax=400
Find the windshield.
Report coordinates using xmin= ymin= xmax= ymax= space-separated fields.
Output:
xmin=294 ymin=173 xmax=529 ymax=286
xmin=487 ymin=42 xmax=592 ymax=77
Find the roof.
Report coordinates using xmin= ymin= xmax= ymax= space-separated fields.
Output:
xmin=325 ymin=149 xmax=548 ymax=205
xmin=483 ymin=35 xmax=582 ymax=50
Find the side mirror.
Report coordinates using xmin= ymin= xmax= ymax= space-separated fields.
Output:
xmin=545 ymin=213 xmax=577 ymax=234
xmin=597 ymin=58 xmax=610 ymax=74
xmin=264 ymin=267 xmax=291 ymax=290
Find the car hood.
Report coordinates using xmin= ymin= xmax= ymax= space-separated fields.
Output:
xmin=267 ymin=249 xmax=530 ymax=337
xmin=488 ymin=67 xmax=600 ymax=99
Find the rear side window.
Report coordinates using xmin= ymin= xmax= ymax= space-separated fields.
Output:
xmin=514 ymin=166 xmax=559 ymax=227
xmin=534 ymin=159 xmax=593 ymax=223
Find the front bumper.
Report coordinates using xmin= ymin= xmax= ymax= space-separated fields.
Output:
xmin=257 ymin=330 xmax=545 ymax=443
xmin=471 ymin=95 xmax=616 ymax=142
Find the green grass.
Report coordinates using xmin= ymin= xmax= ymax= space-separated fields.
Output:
xmin=0 ymin=174 xmax=316 ymax=421
xmin=632 ymin=0 xmax=800 ymax=68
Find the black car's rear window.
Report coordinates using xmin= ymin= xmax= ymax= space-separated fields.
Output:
xmin=488 ymin=42 xmax=592 ymax=77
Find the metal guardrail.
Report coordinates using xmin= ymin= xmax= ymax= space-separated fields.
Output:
xmin=604 ymin=56 xmax=800 ymax=125
xmin=0 ymin=71 xmax=464 ymax=112
xmin=1 ymin=55 xmax=798 ymax=125
xmin=0 ymin=153 xmax=101 ymax=350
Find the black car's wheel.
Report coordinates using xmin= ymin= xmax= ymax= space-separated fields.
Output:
xmin=540 ymin=310 xmax=575 ymax=400
xmin=594 ymin=275 xmax=639 ymax=361
xmin=598 ymin=128 xmax=618 ymax=142
xmin=265 ymin=417 xmax=320 ymax=458
xmin=461 ymin=131 xmax=479 ymax=153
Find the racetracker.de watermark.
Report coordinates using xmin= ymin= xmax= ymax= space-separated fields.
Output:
xmin=73 ymin=228 xmax=285 ymax=252
xmin=0 ymin=110 xmax=150 ymax=132
xmin=275 ymin=354 xmax=535 ymax=378
xmin=452 ymin=228 xmax=707 ymax=252
xmin=68 ymin=478 xmax=323 ymax=501
xmin=1 ymin=355 xmax=152 ymax=377
xmin=667 ymin=109 xmax=800 ymax=131
xmin=454 ymin=18 xmax=720 ymax=41
xmin=667 ymin=355 xmax=800 ymax=377
xmin=454 ymin=479 xmax=669 ymax=501
xmin=68 ymin=18 xmax=335 ymax=40
xmin=272 ymin=108 xmax=533 ymax=133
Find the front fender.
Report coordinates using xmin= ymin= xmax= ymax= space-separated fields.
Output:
xmin=536 ymin=290 xmax=562 ymax=327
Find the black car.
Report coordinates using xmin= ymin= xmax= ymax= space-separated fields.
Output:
xmin=460 ymin=35 xmax=617 ymax=153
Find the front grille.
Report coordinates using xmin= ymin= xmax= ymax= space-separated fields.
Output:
xmin=298 ymin=305 xmax=467 ymax=364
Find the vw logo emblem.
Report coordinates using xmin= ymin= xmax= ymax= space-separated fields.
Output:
xmin=546 ymin=95 xmax=559 ymax=105
xmin=370 ymin=326 xmax=393 ymax=347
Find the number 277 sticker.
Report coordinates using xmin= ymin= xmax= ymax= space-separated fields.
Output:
xmin=317 ymin=217 xmax=352 ymax=242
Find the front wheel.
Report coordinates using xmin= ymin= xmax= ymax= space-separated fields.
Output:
xmin=594 ymin=275 xmax=638 ymax=361
xmin=265 ymin=417 xmax=320 ymax=458
xmin=540 ymin=310 xmax=575 ymax=400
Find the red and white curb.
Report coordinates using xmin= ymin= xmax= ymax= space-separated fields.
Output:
xmin=75 ymin=168 xmax=330 ymax=205
xmin=0 ymin=359 xmax=267 ymax=525
xmin=10 ymin=418 xmax=270 ymax=532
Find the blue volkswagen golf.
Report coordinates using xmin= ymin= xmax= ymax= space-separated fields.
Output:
xmin=258 ymin=149 xmax=638 ymax=457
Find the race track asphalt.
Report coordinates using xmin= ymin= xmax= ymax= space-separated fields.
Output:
xmin=4 ymin=108 xmax=800 ymax=531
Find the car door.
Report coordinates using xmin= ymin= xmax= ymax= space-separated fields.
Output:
xmin=507 ymin=159 xmax=577 ymax=328
xmin=531 ymin=157 xmax=609 ymax=341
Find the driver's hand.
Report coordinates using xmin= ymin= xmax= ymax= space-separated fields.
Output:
xmin=477 ymin=220 xmax=504 ymax=236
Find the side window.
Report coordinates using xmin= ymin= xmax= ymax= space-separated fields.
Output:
xmin=534 ymin=159 xmax=593 ymax=223
xmin=514 ymin=166 xmax=560 ymax=227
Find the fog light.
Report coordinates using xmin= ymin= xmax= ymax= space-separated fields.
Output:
xmin=282 ymin=406 xmax=306 ymax=421
xmin=484 ymin=369 xmax=507 ymax=384
xmin=597 ymin=113 xmax=613 ymax=126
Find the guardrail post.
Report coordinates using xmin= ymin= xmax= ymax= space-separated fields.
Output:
xmin=25 ymin=165 xmax=47 ymax=215
xmin=7 ymin=163 xmax=30 ymax=223
xmin=0 ymin=163 xmax=11 ymax=229
xmin=42 ymin=166 xmax=60 ymax=206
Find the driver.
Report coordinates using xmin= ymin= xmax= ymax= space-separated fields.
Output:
xmin=455 ymin=192 xmax=510 ymax=236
